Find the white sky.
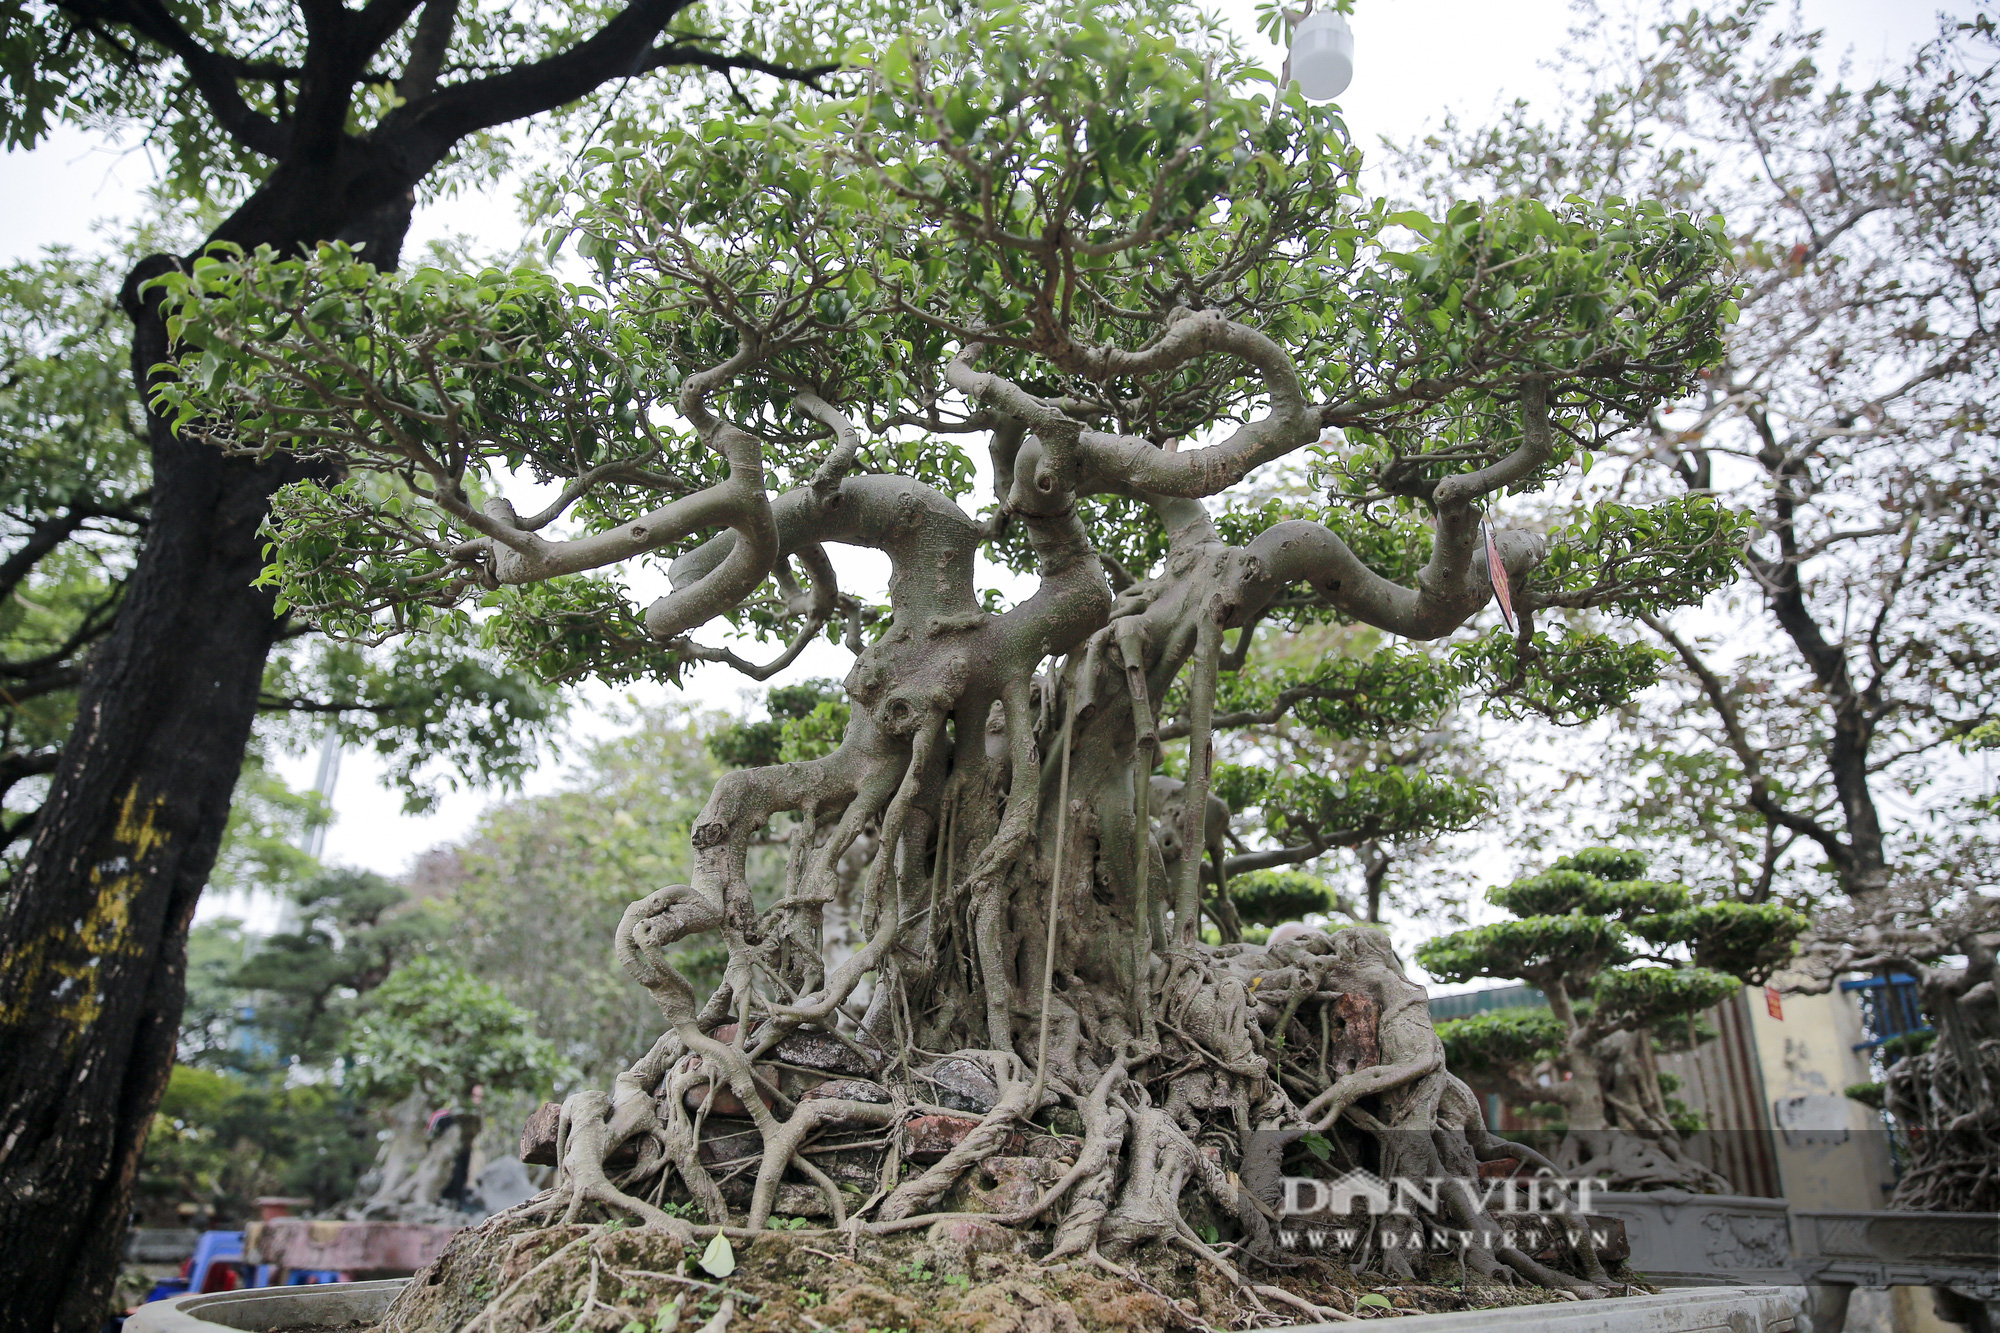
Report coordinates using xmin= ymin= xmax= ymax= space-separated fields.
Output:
xmin=0 ymin=0 xmax=1963 ymax=920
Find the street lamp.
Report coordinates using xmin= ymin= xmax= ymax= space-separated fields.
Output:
xmin=1287 ymin=6 xmax=1354 ymax=102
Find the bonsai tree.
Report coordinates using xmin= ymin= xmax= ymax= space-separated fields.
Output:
xmin=1420 ymin=849 xmax=1806 ymax=1191
xmin=340 ymin=957 xmax=568 ymax=1222
xmin=156 ymin=2 xmax=1745 ymax=1317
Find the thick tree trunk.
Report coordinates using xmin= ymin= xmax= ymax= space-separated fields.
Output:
xmin=0 ymin=190 xmax=409 ymax=1331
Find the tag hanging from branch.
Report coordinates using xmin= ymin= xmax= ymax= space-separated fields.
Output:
xmin=1484 ymin=516 xmax=1517 ymax=633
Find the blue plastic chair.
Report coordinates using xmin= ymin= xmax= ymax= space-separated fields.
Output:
xmin=140 ymin=1278 xmax=189 ymax=1304
xmin=186 ymin=1231 xmax=245 ymax=1293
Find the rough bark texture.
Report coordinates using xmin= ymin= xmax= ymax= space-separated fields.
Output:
xmin=0 ymin=211 xmax=396 ymax=1333
xmin=0 ymin=1 xmax=822 ymax=1319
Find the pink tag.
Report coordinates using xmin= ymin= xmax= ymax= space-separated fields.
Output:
xmin=1765 ymin=986 xmax=1784 ymax=1021
xmin=1484 ymin=518 xmax=1516 ymax=632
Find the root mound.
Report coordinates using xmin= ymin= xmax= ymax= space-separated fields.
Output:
xmin=383 ymin=1211 xmax=1631 ymax=1333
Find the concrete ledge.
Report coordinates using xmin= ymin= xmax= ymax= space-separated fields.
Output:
xmin=1270 ymin=1285 xmax=1812 ymax=1333
xmin=125 ymin=1276 xmax=1810 ymax=1333
xmin=124 ymin=1279 xmax=407 ymax=1333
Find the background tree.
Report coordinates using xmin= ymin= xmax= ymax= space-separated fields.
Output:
xmin=0 ymin=0 xmax=860 ymax=1319
xmin=419 ymin=704 xmax=733 ymax=1084
xmin=339 ymin=956 xmax=568 ymax=1221
xmin=134 ymin=862 xmax=448 ymax=1222
xmin=1420 ymin=848 xmax=1805 ymax=1190
xmin=1392 ymin=0 xmax=2000 ymax=1209
xmin=162 ymin=1 xmax=1746 ymax=1316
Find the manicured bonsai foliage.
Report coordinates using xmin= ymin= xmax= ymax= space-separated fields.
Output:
xmin=1421 ymin=848 xmax=1806 ymax=1189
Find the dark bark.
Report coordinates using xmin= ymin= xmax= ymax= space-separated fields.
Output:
xmin=0 ymin=160 xmax=409 ymax=1333
xmin=0 ymin=246 xmax=345 ymax=1333
xmin=0 ymin=2 xmax=845 ymax=1318
xmin=1744 ymin=410 xmax=1890 ymax=901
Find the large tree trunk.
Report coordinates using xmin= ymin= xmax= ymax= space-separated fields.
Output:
xmin=0 ymin=194 xmax=409 ymax=1333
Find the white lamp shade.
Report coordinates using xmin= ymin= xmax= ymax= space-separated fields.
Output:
xmin=1290 ymin=9 xmax=1354 ymax=102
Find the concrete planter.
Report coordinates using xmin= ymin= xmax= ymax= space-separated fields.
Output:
xmin=1271 ymin=1286 xmax=1812 ymax=1332
xmin=125 ymin=1276 xmax=1810 ymax=1333
xmin=1587 ymin=1190 xmax=1797 ymax=1284
xmin=124 ymin=1279 xmax=406 ymax=1333
xmin=1792 ymin=1209 xmax=2000 ymax=1331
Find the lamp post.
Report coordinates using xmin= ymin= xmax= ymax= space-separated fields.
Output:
xmin=1284 ymin=4 xmax=1354 ymax=102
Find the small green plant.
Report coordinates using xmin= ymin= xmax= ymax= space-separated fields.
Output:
xmin=942 ymin=1274 xmax=971 ymax=1291
xmin=1359 ymin=1293 xmax=1394 ymax=1310
xmin=798 ymin=1291 xmax=824 ymax=1309
xmin=767 ymin=1215 xmax=812 ymax=1230
xmin=904 ymin=1259 xmax=935 ymax=1283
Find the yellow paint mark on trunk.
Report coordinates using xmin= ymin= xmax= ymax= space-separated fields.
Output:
xmin=0 ymin=787 xmax=169 ymax=1043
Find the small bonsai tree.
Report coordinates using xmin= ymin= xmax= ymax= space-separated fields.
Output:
xmin=1419 ymin=848 xmax=1806 ymax=1191
xmin=341 ymin=957 xmax=569 ymax=1221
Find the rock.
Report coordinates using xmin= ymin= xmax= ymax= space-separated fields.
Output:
xmin=925 ymin=1216 xmax=1020 ymax=1276
xmin=915 ymin=1056 xmax=1000 ymax=1113
xmin=797 ymin=1078 xmax=895 ymax=1129
xmin=801 ymin=1078 xmax=892 ymax=1104
xmin=1020 ymin=1134 xmax=1081 ymax=1163
xmin=467 ymin=1159 xmax=538 ymax=1216
xmin=1326 ymin=990 xmax=1381 ymax=1077
xmin=773 ymin=1182 xmax=834 ymax=1218
xmin=925 ymin=1217 xmax=1020 ymax=1281
xmin=774 ymin=1027 xmax=879 ymax=1076
xmin=1039 ymin=1106 xmax=1087 ymax=1137
xmin=811 ymin=1144 xmax=885 ymax=1190
xmin=926 ymin=1215 xmax=1018 ymax=1253
xmin=697 ymin=1123 xmax=765 ymax=1167
xmin=683 ymin=1078 xmax=773 ymax=1117
xmin=940 ymin=1156 xmax=1064 ymax=1214
xmin=711 ymin=1021 xmax=879 ymax=1077
xmin=905 ymin=1113 xmax=983 ymax=1161
xmin=519 ymin=1102 xmax=561 ymax=1166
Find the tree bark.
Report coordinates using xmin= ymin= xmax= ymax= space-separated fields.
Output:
xmin=0 ymin=191 xmax=407 ymax=1332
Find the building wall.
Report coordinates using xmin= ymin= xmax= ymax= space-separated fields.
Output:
xmin=1656 ymin=988 xmax=1782 ymax=1198
xmin=1740 ymin=978 xmax=1898 ymax=1212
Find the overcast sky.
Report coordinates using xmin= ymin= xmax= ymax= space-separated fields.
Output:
xmin=0 ymin=0 xmax=1965 ymax=898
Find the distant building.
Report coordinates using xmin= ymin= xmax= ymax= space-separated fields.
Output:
xmin=1429 ymin=976 xmax=1900 ymax=1208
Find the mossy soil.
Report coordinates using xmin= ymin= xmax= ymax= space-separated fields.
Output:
xmin=376 ymin=1215 xmax=1646 ymax=1333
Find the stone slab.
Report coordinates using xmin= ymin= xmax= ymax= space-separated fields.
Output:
xmin=245 ymin=1218 xmax=459 ymax=1273
xmin=519 ymin=1100 xmax=560 ymax=1165
xmin=125 ymin=1279 xmax=407 ymax=1333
